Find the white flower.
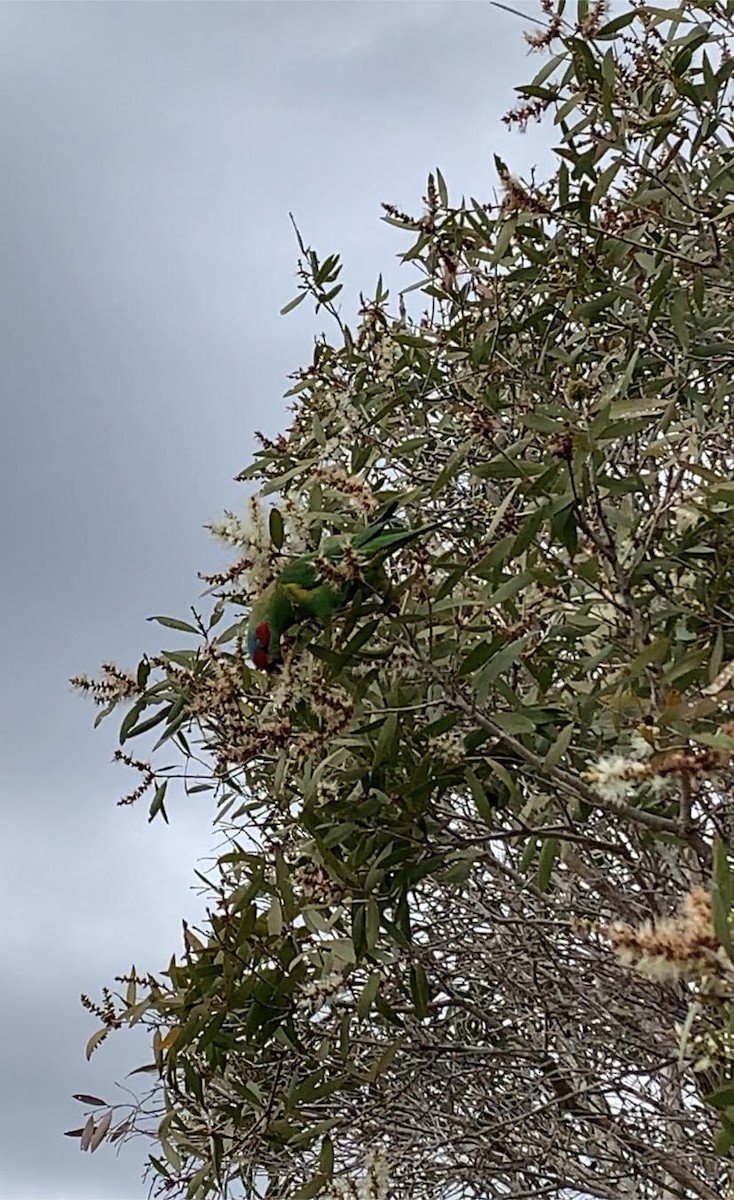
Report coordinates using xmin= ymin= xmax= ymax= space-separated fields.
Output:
xmin=629 ymin=731 xmax=654 ymax=760
xmin=584 ymin=755 xmax=648 ymax=801
xmin=325 ymin=1149 xmax=389 ymax=1200
xmin=432 ymin=729 xmax=467 ymax=767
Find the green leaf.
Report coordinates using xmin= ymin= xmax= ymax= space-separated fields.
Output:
xmin=365 ymin=897 xmax=380 ymax=952
xmin=275 ymin=850 xmax=295 ymax=921
xmin=441 ymin=854 xmax=476 ymax=884
xmin=595 ymin=10 xmax=636 ymax=37
xmin=374 ymin=712 xmax=399 ymax=768
xmin=208 ymin=604 xmax=224 ymax=629
xmin=160 ymin=650 xmax=197 ymax=668
xmin=358 ymin=971 xmax=381 ymax=1020
xmin=627 ymin=637 xmax=671 ymax=678
xmin=148 ymin=782 xmax=169 ymax=824
xmin=267 ymin=898 xmax=284 ymax=937
xmin=558 ymin=162 xmax=569 ymax=206
xmin=544 ymin=724 xmax=575 ymax=768
xmin=592 ymin=157 xmax=622 ymax=205
xmin=470 ymin=740 xmax=509 ymax=785
xmin=472 ymin=636 xmax=528 ymax=687
xmin=536 ymin=838 xmax=559 ymax=892
xmin=706 ymin=1082 xmax=734 ymax=1110
xmin=337 ymin=619 xmax=381 ymax=667
xmin=459 ymin=638 xmax=501 ymax=676
xmin=670 ymin=291 xmax=690 ymax=349
xmin=147 ymin=616 xmax=199 ymax=635
xmin=550 ymin=504 xmax=577 ymax=556
xmin=319 ymin=1136 xmax=334 ymax=1179
xmin=214 ymin=619 xmax=248 ymax=646
xmin=714 ymin=1112 xmax=734 ymax=1155
xmin=368 ymin=1035 xmax=405 ymax=1081
xmin=312 ymin=414 xmax=326 ymax=446
xmin=493 ymin=218 xmax=516 ymax=263
xmin=431 ymin=444 xmax=470 ymax=498
xmin=410 ymin=963 xmax=430 ymax=1018
xmin=712 ymin=839 xmax=733 ymax=960
xmin=601 ymin=48 xmax=615 ymax=87
xmin=269 ymin=507 xmax=285 ymax=550
xmin=708 ymin=627 xmax=725 ymax=684
xmin=352 ymin=904 xmax=366 ymax=958
xmin=125 ymin=705 xmax=171 ymax=741
xmin=665 ymin=648 xmax=709 ymax=685
xmin=491 ymin=711 xmax=537 ymax=735
xmin=575 ymin=292 xmax=617 ymax=321
xmin=290 ymin=1174 xmax=327 ymax=1200
xmin=280 ymin=291 xmax=307 ymax=316
xmin=487 ymin=570 xmax=536 ymax=608
xmin=608 ymin=395 xmax=667 ymax=421
xmin=119 ymin=698 xmax=145 ymax=745
xmin=85 ymin=1028 xmax=108 ymax=1061
xmin=465 ymin=767 xmax=496 ymax=826
xmin=529 ymin=51 xmax=566 ymax=87
xmin=520 ymin=838 xmax=538 ymax=875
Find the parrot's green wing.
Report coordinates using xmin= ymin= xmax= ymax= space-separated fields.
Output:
xmin=248 ymin=514 xmax=439 ymax=669
xmin=277 ymin=557 xmax=348 ymax=620
xmin=246 ymin=583 xmax=296 ymax=667
xmin=277 ymin=558 xmax=325 ymax=591
xmin=278 ymin=521 xmax=438 ymax=608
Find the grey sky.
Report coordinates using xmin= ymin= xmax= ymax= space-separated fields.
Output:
xmin=0 ymin=3 xmax=551 ymax=1197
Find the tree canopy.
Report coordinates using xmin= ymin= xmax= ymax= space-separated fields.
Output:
xmin=70 ymin=2 xmax=734 ymax=1198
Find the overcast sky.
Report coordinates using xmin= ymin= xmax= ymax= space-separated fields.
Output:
xmin=0 ymin=4 xmax=552 ymax=1197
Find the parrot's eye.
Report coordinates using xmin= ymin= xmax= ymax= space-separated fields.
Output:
xmin=255 ymin=620 xmax=270 ymax=650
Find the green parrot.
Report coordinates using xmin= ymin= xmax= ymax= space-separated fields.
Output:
xmin=247 ymin=516 xmax=433 ymax=671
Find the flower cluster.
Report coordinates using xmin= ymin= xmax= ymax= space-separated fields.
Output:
xmin=313 ymin=546 xmax=363 ymax=586
xmin=290 ymin=681 xmax=355 ymax=761
xmin=112 ymin=751 xmax=156 ymax=807
xmin=325 ymin=1149 xmax=389 ymax=1200
xmin=682 ymin=1025 xmax=734 ymax=1073
xmin=313 ymin=466 xmax=379 ymax=516
xmin=209 ymin=492 xmax=317 ymax=598
xmin=267 ymin=647 xmax=317 ymax=712
xmin=432 ymin=728 xmax=467 ymax=768
xmin=223 ymin=716 xmax=293 ymax=768
xmin=584 ymin=726 xmax=734 ymax=802
xmin=79 ymin=986 xmax=122 ymax=1051
xmin=208 ymin=496 xmax=274 ymax=593
xmin=584 ymin=754 xmax=665 ymax=801
xmin=297 ymin=970 xmax=347 ymax=1014
xmin=293 ymin=863 xmax=347 ymax=907
xmin=603 ymin=888 xmax=734 ymax=993
xmin=71 ymin=663 xmax=139 ymax=705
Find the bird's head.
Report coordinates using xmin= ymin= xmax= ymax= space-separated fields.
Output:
xmin=248 ymin=619 xmax=274 ymax=672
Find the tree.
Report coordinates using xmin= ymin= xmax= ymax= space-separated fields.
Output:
xmin=69 ymin=2 xmax=734 ymax=1198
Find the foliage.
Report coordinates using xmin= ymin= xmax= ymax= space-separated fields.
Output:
xmin=71 ymin=2 xmax=734 ymax=1197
